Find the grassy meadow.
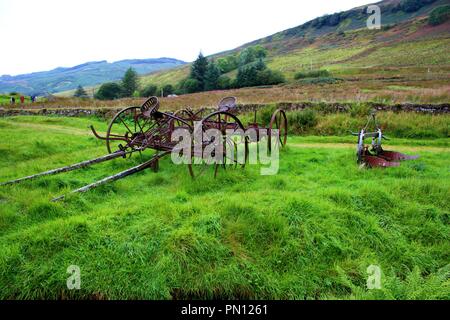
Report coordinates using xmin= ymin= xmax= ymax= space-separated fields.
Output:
xmin=0 ymin=114 xmax=448 ymax=299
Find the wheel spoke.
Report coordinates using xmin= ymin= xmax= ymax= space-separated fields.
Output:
xmin=135 ymin=116 xmax=145 ymax=135
xmin=118 ymin=115 xmax=134 ymax=136
xmin=107 ymin=107 xmax=142 ymax=154
xmin=187 ymin=111 xmax=246 ymax=178
xmin=134 ymin=109 xmax=137 ymax=132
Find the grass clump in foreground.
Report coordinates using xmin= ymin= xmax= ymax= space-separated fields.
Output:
xmin=0 ymin=116 xmax=449 ymax=299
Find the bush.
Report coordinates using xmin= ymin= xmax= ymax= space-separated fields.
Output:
xmin=140 ymin=84 xmax=158 ymax=97
xmin=258 ymin=104 xmax=278 ymax=126
xmin=181 ymin=78 xmax=201 ymax=94
xmin=217 ymin=75 xmax=231 ymax=90
xmin=238 ymin=45 xmax=268 ymax=67
xmin=429 ymin=5 xmax=450 ymax=26
xmin=217 ymin=55 xmax=238 ymax=73
xmin=294 ymin=69 xmax=331 ymax=79
xmin=297 ymin=77 xmax=341 ymax=85
xmin=288 ymin=109 xmax=318 ymax=132
xmin=256 ymin=69 xmax=285 ymax=86
xmin=349 ymin=103 xmax=373 ymax=117
xmin=162 ymin=84 xmax=174 ymax=97
xmin=236 ymin=64 xmax=259 ymax=88
xmin=94 ymin=82 xmax=122 ymax=100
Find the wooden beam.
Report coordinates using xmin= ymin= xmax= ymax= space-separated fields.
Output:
xmin=52 ymin=151 xmax=170 ymax=201
xmin=0 ymin=150 xmax=130 ymax=186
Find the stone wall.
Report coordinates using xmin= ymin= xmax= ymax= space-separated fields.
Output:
xmin=0 ymin=107 xmax=122 ymax=119
xmin=0 ymin=102 xmax=448 ymax=119
xmin=235 ymin=102 xmax=450 ymax=114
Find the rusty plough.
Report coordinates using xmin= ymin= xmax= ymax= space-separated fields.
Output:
xmin=351 ymin=113 xmax=419 ymax=168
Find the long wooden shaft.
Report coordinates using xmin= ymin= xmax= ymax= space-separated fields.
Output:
xmin=0 ymin=151 xmax=131 ymax=186
xmin=51 ymin=151 xmax=169 ymax=201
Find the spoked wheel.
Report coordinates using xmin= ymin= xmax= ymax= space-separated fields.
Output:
xmin=173 ymin=108 xmax=195 ymax=129
xmin=188 ymin=111 xmax=248 ymax=178
xmin=268 ymin=109 xmax=288 ymax=154
xmin=106 ymin=106 xmax=158 ymax=155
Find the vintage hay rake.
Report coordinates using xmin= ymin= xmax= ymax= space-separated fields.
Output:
xmin=0 ymin=96 xmax=287 ymax=200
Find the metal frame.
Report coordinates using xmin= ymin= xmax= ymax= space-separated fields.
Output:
xmin=1 ymin=96 xmax=288 ymax=200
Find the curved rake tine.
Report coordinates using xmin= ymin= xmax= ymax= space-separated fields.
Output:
xmin=52 ymin=151 xmax=170 ymax=202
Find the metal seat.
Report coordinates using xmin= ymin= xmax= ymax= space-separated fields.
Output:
xmin=141 ymin=96 xmax=160 ymax=117
xmin=218 ymin=96 xmax=237 ymax=113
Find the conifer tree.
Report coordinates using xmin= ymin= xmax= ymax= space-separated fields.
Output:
xmin=74 ymin=85 xmax=88 ymax=98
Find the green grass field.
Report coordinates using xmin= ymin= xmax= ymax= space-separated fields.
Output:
xmin=0 ymin=115 xmax=449 ymax=299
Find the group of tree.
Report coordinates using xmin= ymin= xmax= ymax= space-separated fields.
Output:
xmin=139 ymin=83 xmax=174 ymax=98
xmin=289 ymin=0 xmax=438 ymax=33
xmin=94 ymin=67 xmax=139 ymax=100
xmin=392 ymin=0 xmax=437 ymax=13
xmin=235 ymin=59 xmax=285 ymax=88
xmin=428 ymin=5 xmax=450 ymax=26
xmin=89 ymin=46 xmax=286 ymax=100
xmin=176 ymin=46 xmax=284 ymax=94
xmin=88 ymin=66 xmax=178 ymax=100
xmin=295 ymin=8 xmax=366 ymax=31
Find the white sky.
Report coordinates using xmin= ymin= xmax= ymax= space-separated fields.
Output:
xmin=0 ymin=0 xmax=372 ymax=75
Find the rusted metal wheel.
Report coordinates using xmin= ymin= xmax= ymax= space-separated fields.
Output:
xmin=173 ymin=108 xmax=207 ymax=127
xmin=106 ymin=106 xmax=157 ymax=155
xmin=173 ymin=108 xmax=195 ymax=128
xmin=268 ymin=109 xmax=288 ymax=154
xmin=188 ymin=111 xmax=248 ymax=178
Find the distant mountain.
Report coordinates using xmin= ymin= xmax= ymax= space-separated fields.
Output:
xmin=0 ymin=58 xmax=186 ymax=95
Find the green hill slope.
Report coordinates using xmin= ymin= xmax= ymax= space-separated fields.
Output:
xmin=140 ymin=0 xmax=450 ymax=87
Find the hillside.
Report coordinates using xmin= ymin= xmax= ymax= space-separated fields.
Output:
xmin=140 ymin=0 xmax=450 ymax=87
xmin=0 ymin=58 xmax=186 ymax=96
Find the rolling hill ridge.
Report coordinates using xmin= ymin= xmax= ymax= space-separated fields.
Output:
xmin=0 ymin=58 xmax=186 ymax=95
xmin=140 ymin=0 xmax=450 ymax=88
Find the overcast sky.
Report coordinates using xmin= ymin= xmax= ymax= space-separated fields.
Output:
xmin=0 ymin=0 xmax=373 ymax=75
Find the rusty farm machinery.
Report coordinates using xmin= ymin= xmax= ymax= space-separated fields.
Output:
xmin=351 ymin=112 xmax=419 ymax=168
xmin=0 ymin=97 xmax=420 ymax=200
xmin=0 ymin=96 xmax=288 ymax=200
